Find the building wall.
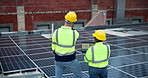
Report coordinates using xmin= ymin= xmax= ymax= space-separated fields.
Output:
xmin=125 ymin=0 xmax=148 ymax=22
xmin=0 ymin=0 xmax=147 ymax=31
xmin=98 ymin=0 xmax=148 ymax=24
xmin=0 ymin=0 xmax=91 ymax=31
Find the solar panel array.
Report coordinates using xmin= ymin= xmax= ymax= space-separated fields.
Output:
xmin=0 ymin=25 xmax=148 ymax=78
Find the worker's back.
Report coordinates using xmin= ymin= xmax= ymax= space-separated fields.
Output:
xmin=52 ymin=26 xmax=79 ymax=55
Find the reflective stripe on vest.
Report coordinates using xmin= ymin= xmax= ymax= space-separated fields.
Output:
xmin=85 ymin=44 xmax=109 ymax=63
xmin=53 ymin=29 xmax=75 ymax=48
xmin=85 ymin=56 xmax=91 ymax=62
xmin=55 ymin=51 xmax=75 ymax=56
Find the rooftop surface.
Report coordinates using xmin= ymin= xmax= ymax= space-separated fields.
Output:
xmin=0 ymin=24 xmax=148 ymax=78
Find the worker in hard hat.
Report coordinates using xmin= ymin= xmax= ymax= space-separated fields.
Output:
xmin=52 ymin=11 xmax=82 ymax=78
xmin=84 ymin=30 xmax=111 ymax=78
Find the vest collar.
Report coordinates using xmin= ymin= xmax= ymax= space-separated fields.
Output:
xmin=95 ymin=42 xmax=103 ymax=45
xmin=61 ymin=26 xmax=72 ymax=30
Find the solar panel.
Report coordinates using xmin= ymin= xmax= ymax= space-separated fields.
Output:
xmin=0 ymin=48 xmax=22 ymax=57
xmin=0 ymin=43 xmax=16 ymax=48
xmin=0 ymin=37 xmax=10 ymax=41
xmin=36 ymin=40 xmax=52 ymax=44
xmin=16 ymin=41 xmax=38 ymax=46
xmin=0 ymin=25 xmax=148 ymax=78
xmin=34 ymin=58 xmax=54 ymax=67
xmin=24 ymin=48 xmax=49 ymax=54
xmin=110 ymin=45 xmax=124 ymax=50
xmin=20 ymin=45 xmax=43 ymax=51
xmin=0 ymin=40 xmax=14 ymax=44
xmin=0 ymin=55 xmax=36 ymax=72
xmin=28 ymin=52 xmax=54 ymax=60
xmin=76 ymin=55 xmax=85 ymax=61
xmin=62 ymin=72 xmax=89 ymax=78
xmin=117 ymin=41 xmax=148 ymax=48
xmin=119 ymin=62 xmax=148 ymax=77
xmin=106 ymin=38 xmax=141 ymax=45
xmin=40 ymin=43 xmax=51 ymax=48
xmin=110 ymin=57 xmax=138 ymax=67
xmin=126 ymin=54 xmax=148 ymax=62
xmin=130 ymin=46 xmax=148 ymax=53
xmin=111 ymin=49 xmax=141 ymax=57
xmin=80 ymin=62 xmax=89 ymax=71
xmin=41 ymin=66 xmax=55 ymax=77
xmin=108 ymin=68 xmax=135 ymax=78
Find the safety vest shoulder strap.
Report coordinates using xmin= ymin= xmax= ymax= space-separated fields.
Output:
xmin=53 ymin=29 xmax=76 ymax=48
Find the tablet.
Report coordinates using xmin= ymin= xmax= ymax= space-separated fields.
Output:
xmin=81 ymin=42 xmax=95 ymax=53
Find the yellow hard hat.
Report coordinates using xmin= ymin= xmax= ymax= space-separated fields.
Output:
xmin=65 ymin=12 xmax=77 ymax=22
xmin=92 ymin=30 xmax=106 ymax=41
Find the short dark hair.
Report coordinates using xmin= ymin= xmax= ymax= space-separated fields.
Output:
xmin=65 ymin=20 xmax=73 ymax=24
xmin=94 ymin=37 xmax=102 ymax=42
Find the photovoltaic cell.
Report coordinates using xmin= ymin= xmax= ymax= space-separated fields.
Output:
xmin=40 ymin=66 xmax=75 ymax=77
xmin=41 ymin=66 xmax=55 ymax=77
xmin=106 ymin=36 xmax=127 ymax=41
xmin=84 ymin=69 xmax=135 ymax=78
xmin=109 ymin=57 xmax=138 ymax=67
xmin=137 ymin=37 xmax=148 ymax=41
xmin=108 ymin=68 xmax=135 ymax=78
xmin=28 ymin=52 xmax=54 ymax=60
xmin=11 ymin=39 xmax=35 ymax=45
xmin=24 ymin=48 xmax=49 ymax=54
xmin=119 ymin=62 xmax=148 ymax=77
xmin=0 ymin=37 xmax=16 ymax=48
xmin=29 ymin=37 xmax=49 ymax=41
xmin=0 ymin=37 xmax=10 ymax=41
xmin=76 ymin=55 xmax=85 ymax=61
xmin=26 ymin=34 xmax=41 ymax=38
xmin=106 ymin=38 xmax=141 ymax=45
xmin=125 ymin=54 xmax=148 ymax=62
xmin=20 ymin=45 xmax=43 ymax=50
xmin=16 ymin=41 xmax=38 ymax=46
xmin=117 ymin=41 xmax=148 ymax=48
xmin=133 ymin=26 xmax=148 ymax=31
xmin=34 ymin=58 xmax=54 ymax=67
xmin=44 ymin=47 xmax=52 ymax=51
xmin=0 ymin=55 xmax=36 ymax=72
xmin=75 ymin=44 xmax=82 ymax=49
xmin=62 ymin=72 xmax=89 ymax=78
xmin=130 ymin=46 xmax=148 ymax=53
xmin=36 ymin=40 xmax=52 ymax=44
xmin=12 ymin=38 xmax=32 ymax=42
xmin=110 ymin=45 xmax=124 ymax=50
xmin=80 ymin=62 xmax=89 ymax=71
xmin=40 ymin=44 xmax=51 ymax=48
xmin=0 ymin=40 xmax=14 ymax=44
xmin=111 ymin=49 xmax=141 ymax=57
xmin=0 ymin=43 xmax=16 ymax=48
xmin=10 ymin=35 xmax=29 ymax=39
xmin=128 ymin=34 xmax=148 ymax=38
xmin=0 ymin=47 xmax=24 ymax=56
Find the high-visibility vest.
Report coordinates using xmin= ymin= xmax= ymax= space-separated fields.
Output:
xmin=52 ymin=26 xmax=79 ymax=56
xmin=84 ymin=42 xmax=110 ymax=68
